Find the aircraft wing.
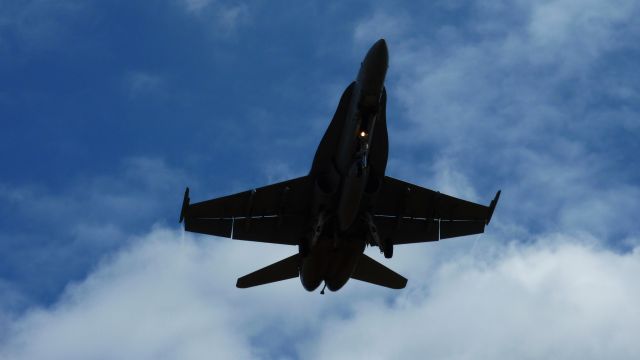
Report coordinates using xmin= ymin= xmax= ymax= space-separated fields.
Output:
xmin=180 ymin=176 xmax=313 ymax=245
xmin=373 ymin=176 xmax=500 ymax=244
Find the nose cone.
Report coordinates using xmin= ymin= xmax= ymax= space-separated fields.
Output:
xmin=358 ymin=39 xmax=389 ymax=101
xmin=365 ymin=39 xmax=388 ymax=70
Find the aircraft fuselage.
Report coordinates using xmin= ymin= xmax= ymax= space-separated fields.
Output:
xmin=302 ymin=39 xmax=390 ymax=291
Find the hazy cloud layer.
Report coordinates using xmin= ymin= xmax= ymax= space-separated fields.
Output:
xmin=1 ymin=229 xmax=638 ymax=359
xmin=306 ymin=238 xmax=640 ymax=360
xmin=179 ymin=0 xmax=250 ymax=34
xmin=0 ymin=157 xmax=192 ymax=304
xmin=0 ymin=0 xmax=88 ymax=53
xmin=379 ymin=0 xmax=640 ymax=245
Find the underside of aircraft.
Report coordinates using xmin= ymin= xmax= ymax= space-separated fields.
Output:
xmin=179 ymin=39 xmax=500 ymax=292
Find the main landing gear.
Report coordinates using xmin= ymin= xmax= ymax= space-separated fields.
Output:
xmin=382 ymin=239 xmax=393 ymax=259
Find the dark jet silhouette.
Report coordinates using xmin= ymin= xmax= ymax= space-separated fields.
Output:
xmin=179 ymin=39 xmax=500 ymax=292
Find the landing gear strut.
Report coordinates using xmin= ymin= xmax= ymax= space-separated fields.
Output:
xmin=383 ymin=239 xmax=393 ymax=259
xmin=364 ymin=212 xmax=394 ymax=259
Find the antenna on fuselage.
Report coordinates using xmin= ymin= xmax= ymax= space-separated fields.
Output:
xmin=320 ymin=282 xmax=327 ymax=295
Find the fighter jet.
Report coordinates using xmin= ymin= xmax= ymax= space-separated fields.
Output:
xmin=179 ymin=39 xmax=500 ymax=292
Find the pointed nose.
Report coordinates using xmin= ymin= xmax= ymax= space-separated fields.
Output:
xmin=357 ymin=39 xmax=389 ymax=101
xmin=373 ymin=39 xmax=388 ymax=59
xmin=366 ymin=38 xmax=388 ymax=70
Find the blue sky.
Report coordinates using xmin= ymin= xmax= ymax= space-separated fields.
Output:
xmin=1 ymin=0 xmax=640 ymax=359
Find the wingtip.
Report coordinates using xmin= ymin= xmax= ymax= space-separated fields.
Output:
xmin=236 ymin=279 xmax=246 ymax=288
xmin=397 ymin=277 xmax=408 ymax=289
xmin=486 ymin=190 xmax=501 ymax=225
xmin=179 ymin=187 xmax=190 ymax=224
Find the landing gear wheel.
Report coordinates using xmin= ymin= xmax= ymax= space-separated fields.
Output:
xmin=383 ymin=239 xmax=393 ymax=259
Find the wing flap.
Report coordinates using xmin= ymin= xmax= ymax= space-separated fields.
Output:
xmin=440 ymin=220 xmax=485 ymax=239
xmin=232 ymin=216 xmax=305 ymax=245
xmin=374 ymin=176 xmax=489 ymax=221
xmin=374 ymin=216 xmax=439 ymax=244
xmin=372 ymin=176 xmax=497 ymax=244
xmin=183 ymin=176 xmax=312 ymax=244
xmin=373 ymin=217 xmax=485 ymax=244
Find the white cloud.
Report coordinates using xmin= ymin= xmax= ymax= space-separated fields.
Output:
xmin=305 ymin=239 xmax=640 ymax=360
xmin=178 ymin=0 xmax=249 ymax=34
xmin=261 ymin=160 xmax=300 ymax=185
xmin=0 ymin=280 xmax=29 ymax=335
xmin=0 ymin=0 xmax=88 ymax=53
xmin=0 ymin=156 xmax=194 ymax=308
xmin=182 ymin=0 xmax=214 ymax=14
xmin=388 ymin=0 xmax=640 ymax=145
xmin=125 ymin=72 xmax=166 ymax=99
xmin=353 ymin=11 xmax=410 ymax=46
xmin=525 ymin=0 xmax=637 ymax=63
xmin=369 ymin=0 xmax=640 ymax=241
xmin=1 ymin=157 xmax=190 ymax=230
xmin=216 ymin=4 xmax=248 ymax=30
xmin=0 ymin=230 xmax=256 ymax=360
xmin=1 ymin=228 xmax=639 ymax=359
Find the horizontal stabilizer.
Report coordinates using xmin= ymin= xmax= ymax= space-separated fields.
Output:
xmin=351 ymin=254 xmax=407 ymax=289
xmin=236 ymin=254 xmax=300 ymax=288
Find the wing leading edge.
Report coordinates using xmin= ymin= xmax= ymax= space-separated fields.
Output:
xmin=180 ymin=176 xmax=313 ymax=245
xmin=373 ymin=176 xmax=500 ymax=245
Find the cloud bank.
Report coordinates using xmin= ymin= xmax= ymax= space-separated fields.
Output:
xmin=1 ymin=229 xmax=639 ymax=359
